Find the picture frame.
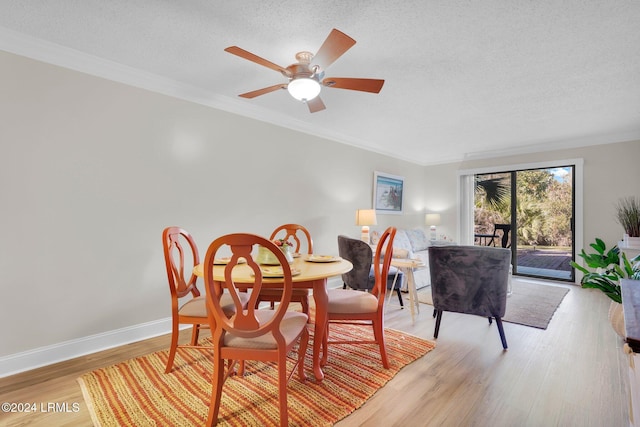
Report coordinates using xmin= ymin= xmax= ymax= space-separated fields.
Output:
xmin=373 ymin=171 xmax=404 ymax=214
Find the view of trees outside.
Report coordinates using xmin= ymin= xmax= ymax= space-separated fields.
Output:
xmin=474 ymin=172 xmax=511 ymax=238
xmin=474 ymin=168 xmax=573 ymax=248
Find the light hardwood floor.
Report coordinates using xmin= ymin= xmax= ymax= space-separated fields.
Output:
xmin=0 ymin=281 xmax=629 ymax=426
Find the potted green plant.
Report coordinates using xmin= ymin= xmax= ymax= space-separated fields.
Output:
xmin=571 ymin=238 xmax=640 ymax=336
xmin=616 ymin=196 xmax=640 ymax=247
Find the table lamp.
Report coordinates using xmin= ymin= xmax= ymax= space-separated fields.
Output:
xmin=355 ymin=209 xmax=377 ymax=243
xmin=425 ymin=213 xmax=441 ymax=240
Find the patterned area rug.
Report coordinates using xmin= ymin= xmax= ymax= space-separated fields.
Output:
xmin=417 ymin=279 xmax=570 ymax=329
xmin=78 ymin=325 xmax=435 ymax=426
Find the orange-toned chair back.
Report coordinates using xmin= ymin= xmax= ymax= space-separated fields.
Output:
xmin=162 ymin=226 xmax=201 ymax=300
xmin=203 ymin=233 xmax=293 ymax=340
xmin=269 ymin=223 xmax=313 ymax=254
xmin=371 ymin=226 xmax=396 ymax=306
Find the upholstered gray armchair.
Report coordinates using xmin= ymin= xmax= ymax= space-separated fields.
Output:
xmin=337 ymin=235 xmax=404 ymax=307
xmin=428 ymin=245 xmax=511 ymax=349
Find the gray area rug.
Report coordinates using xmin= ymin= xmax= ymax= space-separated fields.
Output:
xmin=416 ymin=279 xmax=570 ymax=329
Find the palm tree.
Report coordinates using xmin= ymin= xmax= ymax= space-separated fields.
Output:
xmin=475 ymin=174 xmax=509 ymax=210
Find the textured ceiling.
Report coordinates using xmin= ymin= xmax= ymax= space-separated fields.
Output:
xmin=1 ymin=0 xmax=639 ymax=165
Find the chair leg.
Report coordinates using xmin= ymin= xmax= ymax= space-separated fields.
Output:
xmin=372 ymin=318 xmax=389 ymax=369
xmin=488 ymin=316 xmax=493 ymax=325
xmin=165 ymin=320 xmax=180 ymax=373
xmin=190 ymin=324 xmax=201 ymax=346
xmin=321 ymin=322 xmax=329 ymax=367
xmin=300 ymin=295 xmax=310 ymax=320
xmin=277 ymin=351 xmax=289 ymax=427
xmin=434 ymin=310 xmax=443 ymax=338
xmin=225 ymin=359 xmax=244 ymax=378
xmin=298 ymin=328 xmax=308 ymax=382
xmin=206 ymin=353 xmax=225 ymax=426
xmin=495 ymin=317 xmax=508 ymax=350
xmin=396 ymin=289 xmax=404 ymax=307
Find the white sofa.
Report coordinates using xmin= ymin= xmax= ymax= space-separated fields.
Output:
xmin=371 ymin=228 xmax=455 ymax=291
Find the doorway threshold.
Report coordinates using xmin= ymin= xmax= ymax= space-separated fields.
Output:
xmin=516 ymin=266 xmax=573 ymax=281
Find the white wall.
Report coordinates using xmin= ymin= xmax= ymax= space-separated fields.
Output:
xmin=0 ymin=51 xmax=428 ymax=373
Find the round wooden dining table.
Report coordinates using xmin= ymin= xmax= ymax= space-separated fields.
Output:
xmin=193 ymin=255 xmax=352 ymax=382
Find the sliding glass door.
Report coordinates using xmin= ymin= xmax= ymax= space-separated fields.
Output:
xmin=473 ymin=166 xmax=575 ymax=282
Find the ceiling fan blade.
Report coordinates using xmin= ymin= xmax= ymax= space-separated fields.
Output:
xmin=322 ymin=77 xmax=385 ymax=93
xmin=224 ymin=46 xmax=290 ymax=75
xmin=311 ymin=29 xmax=356 ymax=71
xmin=238 ymin=84 xmax=287 ymax=99
xmin=306 ymin=97 xmax=326 ymax=113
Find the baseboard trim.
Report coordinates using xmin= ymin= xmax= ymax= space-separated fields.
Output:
xmin=0 ymin=317 xmax=173 ymax=378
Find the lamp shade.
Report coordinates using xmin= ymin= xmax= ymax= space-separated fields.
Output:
xmin=287 ymin=77 xmax=321 ymax=101
xmin=356 ymin=209 xmax=377 ymax=226
xmin=426 ymin=213 xmax=441 ymax=241
xmin=425 ymin=213 xmax=441 ymax=226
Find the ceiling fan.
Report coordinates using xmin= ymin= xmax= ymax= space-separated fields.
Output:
xmin=224 ymin=29 xmax=384 ymax=113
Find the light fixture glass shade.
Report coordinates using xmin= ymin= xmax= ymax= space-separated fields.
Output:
xmin=356 ymin=209 xmax=377 ymax=244
xmin=287 ymin=77 xmax=321 ymax=101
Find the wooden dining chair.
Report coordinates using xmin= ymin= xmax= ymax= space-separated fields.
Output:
xmin=161 ymin=226 xmax=249 ymax=373
xmin=203 ymin=233 xmax=308 ymax=427
xmin=321 ymin=226 xmax=397 ymax=369
xmin=255 ymin=223 xmax=314 ymax=315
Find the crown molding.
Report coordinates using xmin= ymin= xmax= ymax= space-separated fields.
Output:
xmin=461 ymin=132 xmax=640 ymax=164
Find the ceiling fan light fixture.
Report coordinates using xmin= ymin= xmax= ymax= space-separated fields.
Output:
xmin=225 ymin=29 xmax=382 ymax=113
xmin=287 ymin=77 xmax=321 ymax=101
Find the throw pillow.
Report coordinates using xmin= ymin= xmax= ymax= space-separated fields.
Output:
xmin=406 ymin=228 xmax=430 ymax=252
xmin=393 ymin=248 xmax=410 ymax=258
xmin=390 ymin=230 xmax=414 ymax=258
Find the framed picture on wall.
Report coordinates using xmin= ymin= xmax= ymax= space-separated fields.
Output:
xmin=373 ymin=171 xmax=404 ymax=214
